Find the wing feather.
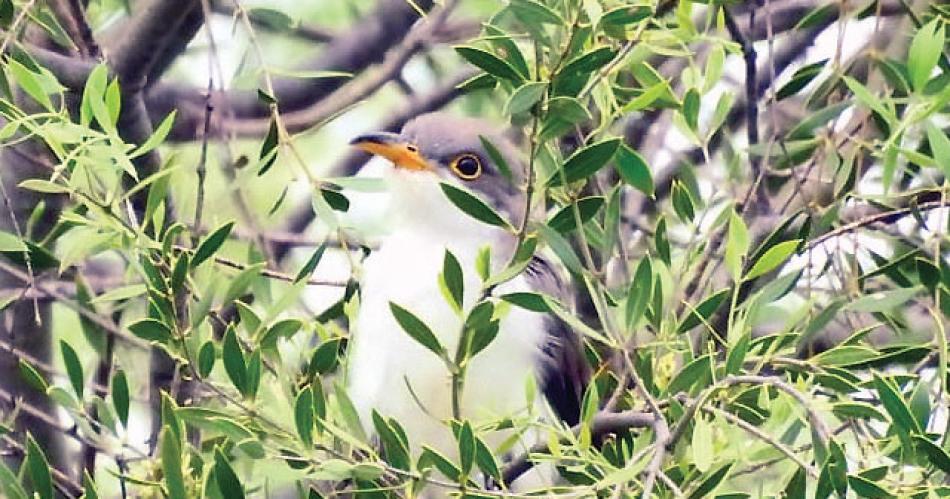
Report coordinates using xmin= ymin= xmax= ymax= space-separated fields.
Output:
xmin=523 ymin=256 xmax=590 ymax=426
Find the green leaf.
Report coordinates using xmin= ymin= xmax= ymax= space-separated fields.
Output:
xmin=90 ymin=283 xmax=147 ymax=304
xmin=501 ymin=292 xmax=550 ymax=312
xmin=308 ymin=338 xmax=342 ymax=377
xmin=553 ymin=47 xmax=616 ymax=96
xmin=655 ymin=217 xmax=671 ymax=266
xmin=847 ymin=475 xmax=893 ymax=498
xmin=536 ymin=224 xmax=584 ymax=275
xmin=18 ymin=359 xmax=47 ymax=392
xmin=600 ymin=5 xmax=652 ymax=27
xmin=257 ymin=118 xmax=279 ymax=175
xmin=913 ymin=435 xmax=950 ymax=473
xmin=418 ymin=446 xmax=461 ymax=481
xmin=81 ymin=471 xmax=100 ymax=499
xmin=678 ymin=288 xmax=729 ymax=332
xmin=467 ymin=320 xmax=500 ymax=359
xmin=625 ymin=257 xmax=653 ymax=330
xmin=373 ymin=411 xmax=410 ymax=471
xmin=128 ymin=318 xmax=172 ymax=343
xmin=259 ymin=318 xmax=303 ymax=349
xmin=547 ymin=197 xmax=604 ymax=233
xmin=846 ymin=287 xmax=920 ymax=313
xmin=548 ymin=138 xmax=622 ymax=186
xmin=160 ymin=426 xmax=187 ymax=499
xmin=389 ymin=302 xmax=444 ymax=357
xmin=483 ymin=25 xmax=529 ymax=80
xmin=478 ymin=135 xmax=513 ymax=183
xmin=682 ymin=88 xmax=700 ymax=131
xmin=192 ymin=221 xmax=234 ymax=268
xmin=671 ymin=180 xmax=695 ymax=222
xmin=908 ymin=19 xmax=944 ymax=92
xmin=132 ymin=111 xmax=176 ymax=158
xmin=17 ymin=179 xmax=70 ymax=194
xmin=873 ymin=374 xmax=921 ymax=435
xmin=666 ymin=354 xmax=712 ymax=394
xmin=454 ymin=46 xmax=524 ymax=83
xmin=0 ymin=460 xmax=28 ymax=499
xmin=842 ymin=76 xmax=893 ymax=125
xmin=745 ymin=239 xmax=800 ymax=280
xmin=686 ymin=463 xmax=733 ymax=499
xmin=692 ymin=415 xmax=713 ymax=472
xmin=777 ymin=59 xmax=827 ymax=100
xmin=328 ymin=385 xmax=364 ymax=443
xmin=504 ymin=81 xmax=547 ymax=116
xmin=509 ymin=0 xmax=563 ymax=25
xmin=171 ymin=253 xmax=189 ymax=293
xmin=440 ymin=183 xmax=511 ymax=229
xmin=294 ymin=387 xmax=314 ymax=447
xmin=440 ymin=250 xmax=464 ymax=311
xmin=457 ymin=421 xmax=476 ymax=476
xmin=294 ymin=243 xmax=327 ymax=283
xmin=198 ymin=340 xmax=216 ymax=378
xmin=0 ymin=230 xmax=25 ymax=252
xmin=614 ymin=145 xmax=654 ymax=196
xmin=214 ymin=448 xmax=245 ymax=499
xmin=725 ymin=331 xmax=750 ymax=375
xmin=926 ymin=121 xmax=950 ymax=178
xmin=112 ymin=369 xmax=129 ymax=427
xmin=25 ymin=434 xmax=53 ymax=499
xmin=7 ymin=58 xmax=54 ymax=111
xmin=474 ymin=436 xmax=501 ymax=483
xmin=540 ymin=96 xmax=592 ymax=140
xmin=222 ymin=327 xmax=247 ymax=396
xmin=59 ymin=340 xmax=84 ymax=397
xmin=831 ymin=401 xmax=886 ymax=421
xmin=246 ymin=349 xmax=261 ymax=401
xmin=725 ymin=210 xmax=750 ymax=281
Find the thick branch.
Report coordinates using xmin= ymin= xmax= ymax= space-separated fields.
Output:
xmin=149 ymin=0 xmax=434 ymax=139
xmin=107 ymin=0 xmax=202 ymax=86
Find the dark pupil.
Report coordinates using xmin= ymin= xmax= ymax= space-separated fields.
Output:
xmin=457 ymin=157 xmax=479 ymax=176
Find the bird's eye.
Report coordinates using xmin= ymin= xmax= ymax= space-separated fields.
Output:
xmin=450 ymin=154 xmax=482 ymax=180
xmin=406 ymin=144 xmax=418 ymax=153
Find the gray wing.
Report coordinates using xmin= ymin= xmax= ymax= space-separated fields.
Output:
xmin=524 ymin=255 xmax=590 ymax=427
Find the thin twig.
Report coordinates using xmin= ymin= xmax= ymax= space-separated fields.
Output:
xmin=0 ymin=261 xmax=149 ymax=349
xmin=702 ymin=404 xmax=818 ymax=478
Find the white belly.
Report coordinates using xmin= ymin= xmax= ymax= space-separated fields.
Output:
xmin=346 ymin=229 xmax=547 ymax=457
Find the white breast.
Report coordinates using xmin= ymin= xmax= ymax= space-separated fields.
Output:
xmin=346 ymin=172 xmax=548 ymax=458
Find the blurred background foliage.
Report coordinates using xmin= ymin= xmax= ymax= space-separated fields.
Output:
xmin=0 ymin=0 xmax=949 ymax=497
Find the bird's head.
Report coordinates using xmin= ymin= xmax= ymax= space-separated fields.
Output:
xmin=350 ymin=113 xmax=525 ymax=229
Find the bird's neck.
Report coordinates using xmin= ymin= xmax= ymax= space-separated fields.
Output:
xmin=386 ymin=174 xmax=517 ymax=266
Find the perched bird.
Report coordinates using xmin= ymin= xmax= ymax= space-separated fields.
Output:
xmin=347 ymin=113 xmax=589 ymax=478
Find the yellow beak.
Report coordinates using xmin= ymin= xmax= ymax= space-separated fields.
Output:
xmin=350 ymin=132 xmax=432 ymax=172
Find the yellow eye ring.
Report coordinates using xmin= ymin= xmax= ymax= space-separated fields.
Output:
xmin=450 ymin=154 xmax=482 ymax=180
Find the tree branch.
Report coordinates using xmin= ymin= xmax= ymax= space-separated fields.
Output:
xmin=501 ymin=410 xmax=654 ymax=487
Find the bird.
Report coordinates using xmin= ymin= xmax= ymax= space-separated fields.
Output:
xmin=346 ymin=112 xmax=589 ymax=485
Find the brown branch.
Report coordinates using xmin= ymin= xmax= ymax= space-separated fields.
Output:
xmin=723 ymin=375 xmax=831 ymax=443
xmin=171 ymin=244 xmax=346 ymax=287
xmin=48 ymin=0 xmax=100 ymax=57
xmin=107 ymin=0 xmax=201 ymax=85
xmin=150 ymin=0 xmax=436 ymax=140
xmin=806 ymin=198 xmax=950 ymax=251
xmin=501 ymin=410 xmax=654 ymax=486
xmin=702 ymin=404 xmax=818 ymax=477
xmin=214 ymin=0 xmax=459 ymax=137
xmin=211 ymin=1 xmax=336 ymax=43
xmin=0 ymin=261 xmax=150 ymax=350
xmin=0 ymin=434 xmax=83 ymax=497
